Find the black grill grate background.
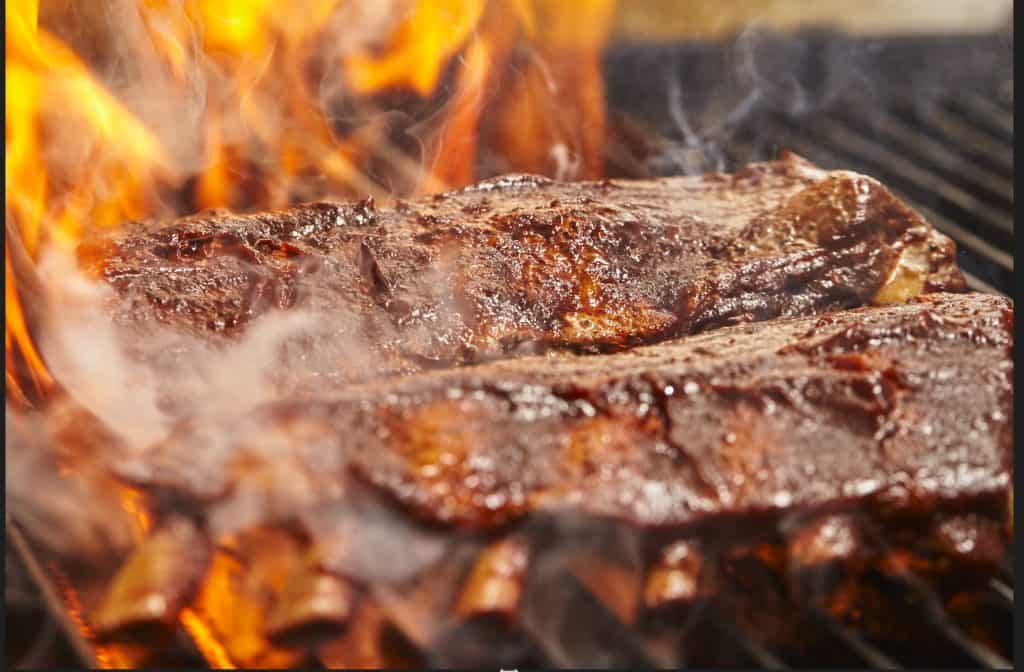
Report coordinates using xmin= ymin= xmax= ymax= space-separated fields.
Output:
xmin=604 ymin=30 xmax=1014 ymax=296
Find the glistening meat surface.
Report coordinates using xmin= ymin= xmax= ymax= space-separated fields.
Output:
xmin=120 ymin=292 xmax=1012 ymax=532
xmin=96 ymin=292 xmax=1012 ymax=656
xmin=83 ymin=152 xmax=964 ymax=391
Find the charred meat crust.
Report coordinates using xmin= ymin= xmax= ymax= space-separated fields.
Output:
xmin=119 ymin=292 xmax=1011 ymax=533
xmin=85 ymin=153 xmax=964 ymax=388
xmin=100 ymin=292 xmax=1011 ymax=658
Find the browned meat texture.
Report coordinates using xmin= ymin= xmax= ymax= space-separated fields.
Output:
xmin=119 ymin=292 xmax=1011 ymax=534
xmin=96 ymin=292 xmax=1011 ymax=662
xmin=83 ymin=152 xmax=964 ymax=391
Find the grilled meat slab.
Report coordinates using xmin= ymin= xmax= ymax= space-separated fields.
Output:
xmin=100 ymin=292 xmax=1012 ymax=660
xmin=83 ymin=153 xmax=964 ymax=390
xmin=74 ymin=156 xmax=995 ymax=662
xmin=121 ymin=292 xmax=1011 ymax=532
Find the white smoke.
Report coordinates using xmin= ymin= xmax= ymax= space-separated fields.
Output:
xmin=643 ymin=24 xmax=880 ymax=177
xmin=34 ymin=251 xmax=338 ymax=448
xmin=5 ymin=405 xmax=137 ymax=561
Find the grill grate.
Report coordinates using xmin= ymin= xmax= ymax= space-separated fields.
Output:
xmin=7 ymin=519 xmax=1015 ymax=670
xmin=605 ymin=30 xmax=1014 ymax=296
xmin=891 ymin=571 xmax=1012 ymax=670
xmin=761 ymin=104 xmax=1013 ymax=295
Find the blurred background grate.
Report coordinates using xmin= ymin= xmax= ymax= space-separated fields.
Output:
xmin=603 ymin=31 xmax=1013 ymax=295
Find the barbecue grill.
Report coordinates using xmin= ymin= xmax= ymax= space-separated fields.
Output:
xmin=5 ymin=11 xmax=1014 ymax=672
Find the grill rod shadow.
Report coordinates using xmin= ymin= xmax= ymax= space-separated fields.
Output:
xmin=948 ymin=94 xmax=1014 ymax=142
xmin=911 ymin=104 xmax=1013 ymax=178
xmin=832 ymin=106 xmax=1013 ymax=207
xmin=963 ymin=272 xmax=1009 ymax=297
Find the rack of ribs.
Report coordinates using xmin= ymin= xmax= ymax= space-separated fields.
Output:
xmin=78 ymin=151 xmax=964 ymax=401
xmin=94 ymin=291 xmax=1011 ymax=666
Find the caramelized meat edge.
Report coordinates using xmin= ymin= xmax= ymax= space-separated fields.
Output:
xmin=83 ymin=153 xmax=965 ymax=390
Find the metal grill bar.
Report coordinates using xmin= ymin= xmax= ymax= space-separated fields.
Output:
xmin=518 ymin=570 xmax=659 ymax=669
xmin=905 ymin=104 xmax=1014 ymax=178
xmin=989 ymin=578 xmax=1014 ymax=605
xmin=706 ymin=608 xmax=788 ymax=670
xmin=895 ymin=572 xmax=1013 ymax=670
xmin=963 ymin=272 xmax=1009 ymax=297
xmin=949 ymin=94 xmax=1015 ymax=142
xmin=781 ymin=115 xmax=1014 ymax=241
xmin=814 ymin=608 xmax=904 ymax=670
xmin=11 ymin=615 xmax=59 ymax=670
xmin=5 ymin=522 xmax=99 ymax=669
xmin=834 ymin=108 xmax=1013 ymax=208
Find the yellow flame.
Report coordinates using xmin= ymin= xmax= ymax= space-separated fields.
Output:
xmin=344 ymin=0 xmax=487 ymax=96
xmin=6 ymin=63 xmax=46 ymax=255
xmin=7 ymin=0 xmax=177 ymax=252
xmin=5 ymin=0 xmax=173 ymax=397
xmin=7 ymin=2 xmax=622 ymax=667
xmin=117 ymin=487 xmax=153 ymax=541
xmin=5 ymin=0 xmax=620 ymax=404
xmin=426 ymin=33 xmax=493 ymax=189
xmin=5 ymin=242 xmax=52 ymax=390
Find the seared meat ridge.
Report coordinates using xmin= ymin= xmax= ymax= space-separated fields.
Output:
xmin=84 ymin=152 xmax=964 ymax=386
xmin=123 ymin=291 xmax=1011 ymax=530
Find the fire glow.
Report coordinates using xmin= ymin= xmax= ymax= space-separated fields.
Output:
xmin=5 ymin=0 xmax=617 ymax=408
xmin=5 ymin=1 xmax=617 ymax=665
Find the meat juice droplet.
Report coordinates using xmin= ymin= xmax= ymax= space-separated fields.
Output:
xmin=773 ymin=491 xmax=792 ymax=507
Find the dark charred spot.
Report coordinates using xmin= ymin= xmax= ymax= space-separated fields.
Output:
xmin=213 ymin=233 xmax=260 ymax=264
xmin=461 ymin=197 xmax=491 ymax=215
xmin=359 ymin=240 xmax=391 ymax=301
xmin=254 ymin=238 xmax=278 ymax=254
xmin=416 ymin=213 xmax=446 ymax=228
xmin=307 ymin=201 xmax=342 ymax=214
xmin=172 ymin=234 xmax=215 ymax=261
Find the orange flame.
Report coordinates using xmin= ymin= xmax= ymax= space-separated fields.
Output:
xmin=6 ymin=0 xmax=174 ymax=403
xmin=7 ymin=1 xmax=621 ymax=667
xmin=4 ymin=0 xmax=620 ymax=394
xmin=344 ymin=0 xmax=487 ymax=97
